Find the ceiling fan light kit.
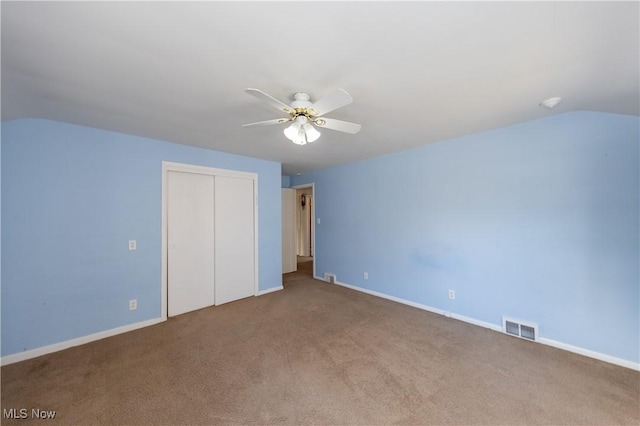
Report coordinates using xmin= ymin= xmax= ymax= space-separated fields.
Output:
xmin=284 ymin=115 xmax=321 ymax=145
xmin=243 ymin=88 xmax=361 ymax=145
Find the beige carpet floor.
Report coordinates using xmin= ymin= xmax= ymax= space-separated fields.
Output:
xmin=1 ymin=261 xmax=639 ymax=425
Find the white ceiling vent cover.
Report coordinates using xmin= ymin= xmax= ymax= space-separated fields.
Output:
xmin=324 ymin=273 xmax=336 ymax=284
xmin=502 ymin=317 xmax=538 ymax=342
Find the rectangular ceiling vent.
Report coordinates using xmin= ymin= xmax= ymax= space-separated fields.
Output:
xmin=502 ymin=317 xmax=538 ymax=342
xmin=324 ymin=273 xmax=336 ymax=284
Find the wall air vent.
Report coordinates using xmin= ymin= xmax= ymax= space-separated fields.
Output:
xmin=324 ymin=273 xmax=336 ymax=284
xmin=502 ymin=317 xmax=538 ymax=342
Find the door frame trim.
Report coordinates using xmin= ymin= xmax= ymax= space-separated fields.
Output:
xmin=161 ymin=161 xmax=259 ymax=320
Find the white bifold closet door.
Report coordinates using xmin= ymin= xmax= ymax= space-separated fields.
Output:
xmin=167 ymin=171 xmax=255 ymax=317
xmin=167 ymin=171 xmax=215 ymax=317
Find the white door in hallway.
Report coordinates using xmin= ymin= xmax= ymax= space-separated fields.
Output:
xmin=214 ymin=176 xmax=256 ymax=305
xmin=167 ymin=171 xmax=215 ymax=316
xmin=281 ymin=188 xmax=297 ymax=274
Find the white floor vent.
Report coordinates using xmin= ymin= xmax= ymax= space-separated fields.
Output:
xmin=502 ymin=317 xmax=538 ymax=342
xmin=324 ymin=273 xmax=336 ymax=284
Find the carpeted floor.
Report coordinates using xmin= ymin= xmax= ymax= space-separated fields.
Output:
xmin=1 ymin=261 xmax=639 ymax=425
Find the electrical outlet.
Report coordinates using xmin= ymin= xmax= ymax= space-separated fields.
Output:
xmin=128 ymin=240 xmax=137 ymax=251
xmin=448 ymin=290 xmax=455 ymax=300
xmin=363 ymin=272 xmax=368 ymax=280
xmin=129 ymin=299 xmax=137 ymax=310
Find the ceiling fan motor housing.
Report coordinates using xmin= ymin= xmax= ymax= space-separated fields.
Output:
xmin=291 ymin=92 xmax=312 ymax=110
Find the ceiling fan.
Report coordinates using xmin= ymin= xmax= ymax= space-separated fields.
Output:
xmin=243 ymin=88 xmax=362 ymax=145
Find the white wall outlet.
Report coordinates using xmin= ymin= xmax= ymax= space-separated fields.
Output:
xmin=363 ymin=272 xmax=368 ymax=279
xmin=316 ymin=218 xmax=320 ymax=224
xmin=448 ymin=290 xmax=455 ymax=300
xmin=128 ymin=240 xmax=137 ymax=251
xmin=129 ymin=299 xmax=137 ymax=310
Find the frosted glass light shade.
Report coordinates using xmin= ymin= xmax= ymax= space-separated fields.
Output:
xmin=304 ymin=123 xmax=320 ymax=142
xmin=284 ymin=122 xmax=301 ymax=142
xmin=294 ymin=126 xmax=307 ymax=145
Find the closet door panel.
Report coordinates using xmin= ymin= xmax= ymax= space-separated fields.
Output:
xmin=167 ymin=171 xmax=215 ymax=316
xmin=214 ymin=176 xmax=255 ymax=305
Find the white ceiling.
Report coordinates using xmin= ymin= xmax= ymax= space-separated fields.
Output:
xmin=2 ymin=1 xmax=638 ymax=175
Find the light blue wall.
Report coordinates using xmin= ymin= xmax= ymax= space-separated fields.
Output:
xmin=281 ymin=175 xmax=291 ymax=188
xmin=1 ymin=119 xmax=282 ymax=356
xmin=292 ymin=111 xmax=640 ymax=364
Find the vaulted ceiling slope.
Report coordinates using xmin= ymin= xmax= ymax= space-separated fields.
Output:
xmin=2 ymin=2 xmax=638 ymax=175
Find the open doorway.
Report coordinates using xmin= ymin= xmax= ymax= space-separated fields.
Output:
xmin=292 ymin=184 xmax=314 ymax=278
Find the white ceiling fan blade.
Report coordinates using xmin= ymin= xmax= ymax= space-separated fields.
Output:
xmin=245 ymin=88 xmax=294 ymax=114
xmin=315 ymin=117 xmax=361 ymax=134
xmin=308 ymin=88 xmax=353 ymax=116
xmin=243 ymin=118 xmax=291 ymax=127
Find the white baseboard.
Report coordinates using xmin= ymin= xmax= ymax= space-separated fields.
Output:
xmin=256 ymin=285 xmax=283 ymax=296
xmin=331 ymin=279 xmax=638 ymax=371
xmin=6 ymin=282 xmax=637 ymax=372
xmin=1 ymin=317 xmax=165 ymax=366
xmin=450 ymin=312 xmax=503 ymax=332
xmin=334 ymin=279 xmax=447 ymax=316
xmin=539 ymin=337 xmax=640 ymax=371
